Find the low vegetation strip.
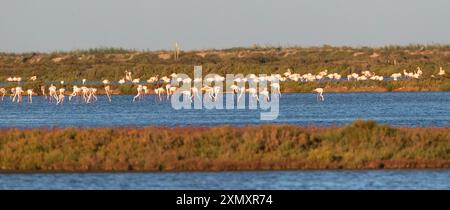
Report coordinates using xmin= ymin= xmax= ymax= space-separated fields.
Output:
xmin=0 ymin=120 xmax=448 ymax=171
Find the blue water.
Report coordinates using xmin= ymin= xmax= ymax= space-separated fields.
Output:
xmin=1 ymin=92 xmax=450 ymax=128
xmin=0 ymin=170 xmax=448 ymax=190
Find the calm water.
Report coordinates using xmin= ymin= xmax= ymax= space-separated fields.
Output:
xmin=1 ymin=92 xmax=450 ymax=128
xmin=0 ymin=170 xmax=448 ymax=190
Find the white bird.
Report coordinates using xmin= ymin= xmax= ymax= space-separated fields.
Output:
xmin=438 ymin=67 xmax=446 ymax=76
xmin=313 ymin=88 xmax=324 ymax=101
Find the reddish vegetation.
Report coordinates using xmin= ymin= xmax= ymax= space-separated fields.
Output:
xmin=0 ymin=121 xmax=448 ymax=171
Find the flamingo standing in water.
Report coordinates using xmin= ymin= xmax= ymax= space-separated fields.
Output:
xmin=191 ymin=87 xmax=201 ymax=101
xmin=230 ymin=85 xmax=240 ymax=94
xmin=260 ymin=88 xmax=269 ymax=102
xmin=26 ymin=89 xmax=34 ymax=103
xmin=0 ymin=88 xmax=6 ymax=101
xmin=270 ymin=83 xmax=281 ymax=96
xmin=313 ymin=88 xmax=324 ymax=101
xmin=81 ymin=86 xmax=90 ymax=102
xmin=10 ymin=87 xmax=15 ymax=100
xmin=41 ymin=86 xmax=47 ymax=99
xmin=154 ymin=87 xmax=165 ymax=101
xmin=202 ymin=85 xmax=215 ymax=101
xmin=181 ymin=90 xmax=193 ymax=103
xmin=247 ymin=87 xmax=259 ymax=102
xmin=237 ymin=86 xmax=246 ymax=102
xmin=133 ymin=85 xmax=144 ymax=102
xmin=86 ymin=88 xmax=98 ymax=103
xmin=56 ymin=88 xmax=65 ymax=105
xmin=69 ymin=86 xmax=82 ymax=101
xmin=212 ymin=86 xmax=221 ymax=101
xmin=12 ymin=87 xmax=24 ymax=103
xmin=48 ymin=84 xmax=58 ymax=103
xmin=142 ymin=86 xmax=149 ymax=99
xmin=165 ymin=84 xmax=177 ymax=99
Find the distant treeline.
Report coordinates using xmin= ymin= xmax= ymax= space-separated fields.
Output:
xmin=0 ymin=120 xmax=448 ymax=171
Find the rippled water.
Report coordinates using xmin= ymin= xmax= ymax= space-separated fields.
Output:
xmin=0 ymin=170 xmax=448 ymax=190
xmin=1 ymin=92 xmax=450 ymax=128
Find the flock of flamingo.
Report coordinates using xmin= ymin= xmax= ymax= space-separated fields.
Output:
xmin=0 ymin=66 xmax=446 ymax=104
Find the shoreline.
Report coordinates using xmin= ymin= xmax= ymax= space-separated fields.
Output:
xmin=0 ymin=120 xmax=448 ymax=171
xmin=1 ymin=168 xmax=448 ymax=174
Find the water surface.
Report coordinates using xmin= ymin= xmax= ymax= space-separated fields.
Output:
xmin=0 ymin=170 xmax=448 ymax=190
xmin=1 ymin=92 xmax=449 ymax=128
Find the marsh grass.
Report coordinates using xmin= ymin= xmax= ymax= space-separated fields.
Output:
xmin=0 ymin=120 xmax=448 ymax=171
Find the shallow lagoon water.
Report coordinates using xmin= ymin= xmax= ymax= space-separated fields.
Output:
xmin=1 ymin=92 xmax=450 ymax=128
xmin=1 ymin=92 xmax=449 ymax=190
xmin=0 ymin=170 xmax=448 ymax=190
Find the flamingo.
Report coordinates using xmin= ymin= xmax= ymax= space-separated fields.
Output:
xmin=313 ymin=88 xmax=324 ymax=101
xmin=191 ymin=87 xmax=201 ymax=101
xmin=29 ymin=76 xmax=37 ymax=81
xmin=391 ymin=73 xmax=402 ymax=81
xmin=56 ymin=88 xmax=65 ymax=105
xmin=118 ymin=78 xmax=126 ymax=84
xmin=41 ymin=86 xmax=47 ymax=99
xmin=154 ymin=87 xmax=165 ymax=101
xmin=230 ymin=85 xmax=240 ymax=94
xmin=12 ymin=87 xmax=24 ymax=103
xmin=82 ymin=78 xmax=87 ymax=85
xmin=260 ymin=87 xmax=270 ymax=102
xmin=48 ymin=84 xmax=58 ymax=102
xmin=270 ymin=83 xmax=281 ymax=96
xmin=147 ymin=76 xmax=158 ymax=83
xmin=181 ymin=90 xmax=193 ymax=103
xmin=69 ymin=85 xmax=82 ymax=101
xmin=125 ymin=70 xmax=132 ymax=81
xmin=10 ymin=87 xmax=15 ymax=100
xmin=142 ymin=85 xmax=149 ymax=99
xmin=165 ymin=84 xmax=177 ymax=99
xmin=283 ymin=69 xmax=292 ymax=77
xmin=26 ymin=89 xmax=33 ymax=103
xmin=0 ymin=88 xmax=6 ymax=101
xmin=81 ymin=86 xmax=90 ymax=102
xmin=161 ymin=76 xmax=171 ymax=83
xmin=133 ymin=85 xmax=144 ymax=102
xmin=212 ymin=86 xmax=221 ymax=101
xmin=86 ymin=88 xmax=97 ymax=103
xmin=132 ymin=78 xmax=140 ymax=84
xmin=438 ymin=67 xmax=446 ymax=76
xmin=237 ymin=86 xmax=246 ymax=102
xmin=104 ymin=85 xmax=112 ymax=102
xmin=202 ymin=85 xmax=215 ymax=100
xmin=247 ymin=87 xmax=259 ymax=102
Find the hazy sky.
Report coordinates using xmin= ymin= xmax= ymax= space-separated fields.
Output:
xmin=1 ymin=0 xmax=450 ymax=52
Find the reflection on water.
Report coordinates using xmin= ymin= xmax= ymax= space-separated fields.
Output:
xmin=0 ymin=170 xmax=448 ymax=190
xmin=1 ymin=92 xmax=450 ymax=128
